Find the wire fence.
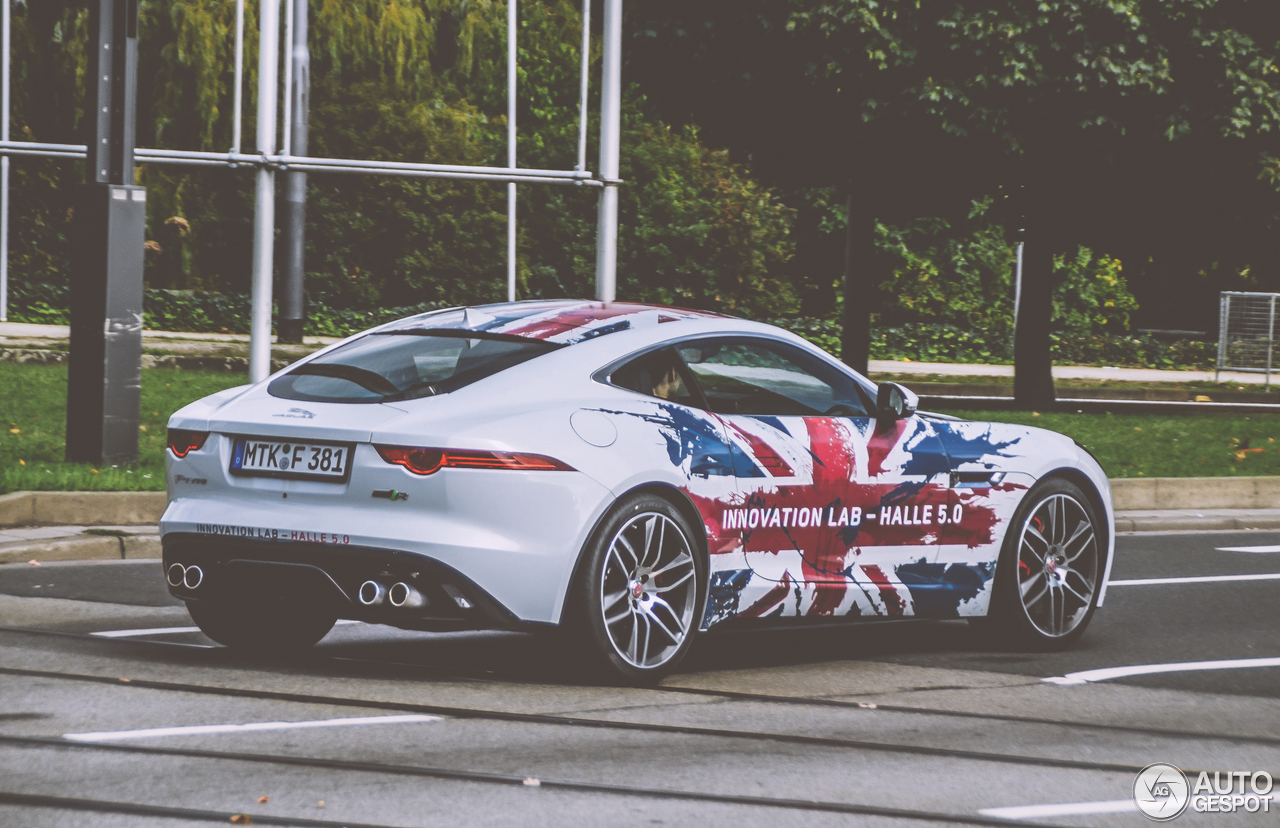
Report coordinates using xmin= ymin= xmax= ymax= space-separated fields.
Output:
xmin=1217 ymin=291 xmax=1279 ymax=386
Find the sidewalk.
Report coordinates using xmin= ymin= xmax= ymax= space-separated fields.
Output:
xmin=0 ymin=321 xmax=340 ymax=347
xmin=868 ymin=359 xmax=1268 ymax=386
xmin=0 ymin=320 xmax=1264 ymax=385
xmin=0 ymin=524 xmax=159 ymax=564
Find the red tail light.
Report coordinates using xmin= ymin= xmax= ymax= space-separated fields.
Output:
xmin=168 ymin=429 xmax=210 ymax=458
xmin=375 ymin=445 xmax=574 ymax=475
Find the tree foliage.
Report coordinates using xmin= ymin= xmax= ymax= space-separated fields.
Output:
xmin=626 ymin=1 xmax=1280 ymax=332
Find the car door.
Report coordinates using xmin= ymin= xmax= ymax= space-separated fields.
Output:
xmin=677 ymin=336 xmax=953 ymax=622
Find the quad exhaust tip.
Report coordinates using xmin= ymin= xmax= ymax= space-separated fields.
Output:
xmin=167 ymin=563 xmax=203 ymax=590
xmin=183 ymin=565 xmax=204 ymax=590
xmin=358 ymin=580 xmax=387 ymax=606
xmin=388 ymin=582 xmax=426 ymax=609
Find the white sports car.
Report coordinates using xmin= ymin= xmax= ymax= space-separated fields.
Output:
xmin=163 ymin=300 xmax=1114 ymax=682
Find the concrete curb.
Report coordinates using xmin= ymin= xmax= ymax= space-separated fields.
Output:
xmin=1109 ymin=477 xmax=1280 ymax=511
xmin=0 ymin=491 xmax=167 ymax=528
xmin=1114 ymin=509 xmax=1280 ymax=533
xmin=0 ymin=533 xmax=161 ymax=564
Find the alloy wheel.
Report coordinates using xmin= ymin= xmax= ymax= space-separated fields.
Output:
xmin=1015 ymin=493 xmax=1098 ymax=638
xmin=599 ymin=512 xmax=697 ymax=669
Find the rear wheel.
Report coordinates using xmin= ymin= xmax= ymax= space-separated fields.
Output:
xmin=186 ymin=598 xmax=336 ymax=652
xmin=977 ymin=477 xmax=1102 ymax=649
xmin=571 ymin=492 xmax=705 ymax=684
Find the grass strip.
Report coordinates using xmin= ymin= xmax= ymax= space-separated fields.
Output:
xmin=0 ymin=363 xmax=243 ymax=494
xmin=3 ymin=363 xmax=1280 ymax=487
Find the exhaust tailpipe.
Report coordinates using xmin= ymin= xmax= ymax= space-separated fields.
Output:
xmin=358 ymin=580 xmax=387 ymax=606
xmin=167 ymin=563 xmax=186 ymax=587
xmin=182 ymin=565 xmax=204 ymax=590
xmin=388 ymin=582 xmax=426 ymax=609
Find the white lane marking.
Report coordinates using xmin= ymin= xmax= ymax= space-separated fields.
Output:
xmin=64 ymin=713 xmax=442 ymax=742
xmin=92 ymin=626 xmax=201 ymax=638
xmin=1108 ymin=573 xmax=1280 ymax=586
xmin=1044 ymin=657 xmax=1280 ymax=685
xmin=980 ymin=800 xmax=1137 ymax=819
xmin=1216 ymin=545 xmax=1280 ymax=553
xmin=91 ymin=619 xmax=363 ymax=639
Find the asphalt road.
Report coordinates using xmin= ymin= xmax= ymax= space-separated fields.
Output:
xmin=0 ymin=530 xmax=1276 ymax=827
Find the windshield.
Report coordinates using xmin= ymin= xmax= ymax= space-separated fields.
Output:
xmin=268 ymin=331 xmax=562 ymax=404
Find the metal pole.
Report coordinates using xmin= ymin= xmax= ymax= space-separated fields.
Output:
xmin=279 ymin=0 xmax=308 ymax=343
xmin=1013 ymin=241 xmax=1023 ymax=327
xmin=0 ymin=0 xmax=10 ymax=322
xmin=1216 ymin=293 xmax=1228 ymax=383
xmin=280 ymin=0 xmax=292 ymax=156
xmin=576 ymin=0 xmax=590 ymax=174
xmin=249 ymin=0 xmax=280 ymax=382
xmin=593 ymin=0 xmax=620 ymax=303
xmin=232 ymin=0 xmax=244 ymax=153
xmin=506 ymin=0 xmax=516 ymax=302
xmin=1259 ymin=294 xmax=1269 ymax=391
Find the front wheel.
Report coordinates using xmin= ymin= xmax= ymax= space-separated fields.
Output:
xmin=978 ymin=477 xmax=1103 ymax=649
xmin=186 ymin=598 xmax=336 ymax=652
xmin=571 ymin=493 xmax=705 ymax=684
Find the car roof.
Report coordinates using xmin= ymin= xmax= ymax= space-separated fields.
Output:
xmin=379 ymin=300 xmax=731 ymax=345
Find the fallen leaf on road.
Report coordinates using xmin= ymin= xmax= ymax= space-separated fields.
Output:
xmin=230 ymin=815 xmax=251 ymax=825
xmin=257 ymin=796 xmax=269 ymax=804
xmin=27 ymin=560 xmax=41 ymax=567
xmin=316 ymin=801 xmax=325 ymax=808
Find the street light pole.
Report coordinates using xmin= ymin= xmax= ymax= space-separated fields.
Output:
xmin=249 ymin=0 xmax=280 ymax=381
xmin=66 ymin=0 xmax=146 ymax=464
xmin=279 ymin=0 xmax=309 ymax=343
xmin=593 ymin=0 xmax=620 ymax=303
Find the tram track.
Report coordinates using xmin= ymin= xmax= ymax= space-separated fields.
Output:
xmin=0 ymin=734 xmax=1051 ymax=827
xmin=0 ymin=664 xmax=1258 ymax=778
xmin=5 ymin=623 xmax=1277 ymax=751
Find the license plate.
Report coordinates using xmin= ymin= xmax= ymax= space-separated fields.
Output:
xmin=230 ymin=437 xmax=354 ymax=481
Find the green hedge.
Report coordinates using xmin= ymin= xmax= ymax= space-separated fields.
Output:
xmin=765 ymin=318 xmax=1215 ymax=371
xmin=5 ymin=286 xmax=1214 ymax=370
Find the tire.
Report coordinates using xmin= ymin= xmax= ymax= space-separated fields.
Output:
xmin=569 ymin=492 xmax=706 ymax=685
xmin=977 ymin=477 xmax=1103 ymax=649
xmin=186 ymin=597 xmax=336 ymax=652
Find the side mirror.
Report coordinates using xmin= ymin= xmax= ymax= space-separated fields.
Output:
xmin=876 ymin=382 xmax=918 ymax=420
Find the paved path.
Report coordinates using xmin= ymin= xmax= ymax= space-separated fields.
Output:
xmin=0 ymin=321 xmax=339 ymax=347
xmin=4 ymin=320 xmax=1257 ymax=385
xmin=869 ymin=359 xmax=1268 ymax=385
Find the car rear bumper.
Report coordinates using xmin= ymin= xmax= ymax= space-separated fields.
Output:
xmin=163 ymin=533 xmax=535 ymax=632
xmin=160 ymin=465 xmax=616 ymax=624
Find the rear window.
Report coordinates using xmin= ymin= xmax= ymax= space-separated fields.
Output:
xmin=268 ymin=331 xmax=562 ymax=403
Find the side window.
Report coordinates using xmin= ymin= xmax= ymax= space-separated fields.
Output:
xmin=609 ymin=347 xmax=700 ymax=407
xmin=679 ymin=338 xmax=869 ymax=417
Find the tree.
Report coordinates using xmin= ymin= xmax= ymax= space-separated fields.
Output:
xmin=628 ymin=1 xmax=1280 ymax=406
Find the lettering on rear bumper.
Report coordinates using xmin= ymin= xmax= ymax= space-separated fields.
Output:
xmin=193 ymin=523 xmax=350 ymax=544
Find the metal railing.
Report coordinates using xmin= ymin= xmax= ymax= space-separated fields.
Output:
xmin=0 ymin=0 xmax=621 ymax=383
xmin=1217 ymin=291 xmax=1279 ymax=387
